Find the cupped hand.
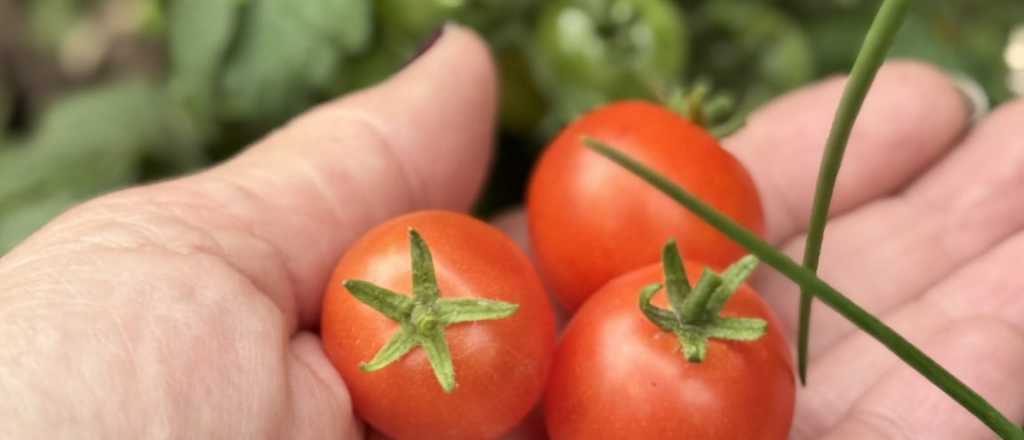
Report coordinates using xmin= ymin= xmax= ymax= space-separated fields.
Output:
xmin=0 ymin=25 xmax=498 ymax=439
xmin=732 ymin=60 xmax=1024 ymax=439
xmin=498 ymin=62 xmax=1024 ymax=439
xmin=3 ymin=23 xmax=1023 ymax=440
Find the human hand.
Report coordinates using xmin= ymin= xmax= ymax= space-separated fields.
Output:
xmin=3 ymin=22 xmax=1022 ymax=440
xmin=728 ymin=61 xmax=1024 ymax=439
xmin=0 ymin=25 xmax=504 ymax=439
xmin=502 ymin=60 xmax=1024 ymax=439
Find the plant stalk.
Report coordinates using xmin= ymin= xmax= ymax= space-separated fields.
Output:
xmin=798 ymin=0 xmax=912 ymax=385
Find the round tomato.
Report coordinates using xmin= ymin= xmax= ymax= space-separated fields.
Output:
xmin=544 ymin=254 xmax=794 ymax=439
xmin=321 ymin=211 xmax=556 ymax=440
xmin=527 ymin=100 xmax=764 ymax=311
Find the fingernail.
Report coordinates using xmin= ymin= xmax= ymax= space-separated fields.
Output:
xmin=404 ymin=24 xmax=448 ymax=68
xmin=950 ymin=72 xmax=989 ymax=125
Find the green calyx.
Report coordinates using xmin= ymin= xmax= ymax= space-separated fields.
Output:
xmin=639 ymin=240 xmax=766 ymax=363
xmin=343 ymin=229 xmax=519 ymax=393
xmin=664 ymin=82 xmax=745 ymax=138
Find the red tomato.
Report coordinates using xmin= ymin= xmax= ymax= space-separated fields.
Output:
xmin=528 ymin=100 xmax=764 ymax=310
xmin=544 ymin=261 xmax=794 ymax=440
xmin=321 ymin=211 xmax=556 ymax=440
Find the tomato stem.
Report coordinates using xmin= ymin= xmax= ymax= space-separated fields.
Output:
xmin=343 ymin=228 xmax=520 ymax=393
xmin=665 ymin=82 xmax=745 ymax=138
xmin=638 ymin=241 xmax=767 ymax=363
xmin=797 ymin=0 xmax=912 ymax=387
xmin=584 ymin=137 xmax=1024 ymax=440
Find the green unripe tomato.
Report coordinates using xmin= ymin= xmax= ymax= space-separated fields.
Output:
xmin=530 ymin=0 xmax=688 ymax=117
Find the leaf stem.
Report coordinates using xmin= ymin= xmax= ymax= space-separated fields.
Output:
xmin=798 ymin=0 xmax=912 ymax=386
xmin=585 ymin=138 xmax=1024 ymax=440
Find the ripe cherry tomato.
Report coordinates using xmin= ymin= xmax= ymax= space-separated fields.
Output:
xmin=527 ymin=100 xmax=764 ymax=310
xmin=544 ymin=256 xmax=794 ymax=439
xmin=321 ymin=211 xmax=556 ymax=440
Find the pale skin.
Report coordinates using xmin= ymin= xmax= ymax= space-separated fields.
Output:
xmin=1 ymin=25 xmax=1022 ymax=439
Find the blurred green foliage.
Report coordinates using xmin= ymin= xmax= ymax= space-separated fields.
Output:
xmin=0 ymin=0 xmax=1021 ymax=253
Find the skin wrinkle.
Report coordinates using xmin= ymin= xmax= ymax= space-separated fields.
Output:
xmin=829 ymin=407 xmax=915 ymax=440
xmin=330 ymin=107 xmax=427 ymax=211
xmin=285 ymin=335 xmax=354 ymax=439
xmin=799 ymin=246 xmax=1024 ymax=436
xmin=840 ymin=142 xmax=1022 ymax=338
xmin=168 ymin=208 xmax=301 ymax=326
xmin=118 ymin=180 xmax=305 ymax=327
xmin=827 ymin=320 xmax=1024 ymax=440
xmin=925 ymin=234 xmax=1024 ymax=326
xmin=763 ymin=118 xmax=1024 ymax=358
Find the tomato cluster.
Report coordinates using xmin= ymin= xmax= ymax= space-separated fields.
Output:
xmin=321 ymin=100 xmax=795 ymax=439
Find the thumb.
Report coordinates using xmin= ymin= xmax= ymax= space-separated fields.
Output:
xmin=0 ymin=24 xmax=497 ymax=440
xmin=160 ymin=24 xmax=497 ymax=327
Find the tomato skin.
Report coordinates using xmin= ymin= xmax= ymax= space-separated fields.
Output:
xmin=527 ymin=100 xmax=764 ymax=311
xmin=321 ymin=211 xmax=556 ymax=440
xmin=544 ymin=262 xmax=794 ymax=440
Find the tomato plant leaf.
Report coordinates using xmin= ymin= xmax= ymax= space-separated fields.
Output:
xmin=344 ymin=280 xmax=414 ymax=322
xmin=219 ymin=0 xmax=355 ymax=124
xmin=167 ymin=0 xmax=244 ymax=128
xmin=298 ymin=0 xmax=372 ymax=53
xmin=360 ymin=328 xmax=417 ymax=372
xmin=409 ymin=229 xmax=440 ymax=302
xmin=0 ymin=81 xmax=200 ymax=253
xmin=419 ymin=330 xmax=456 ymax=393
xmin=435 ymin=298 xmax=519 ymax=324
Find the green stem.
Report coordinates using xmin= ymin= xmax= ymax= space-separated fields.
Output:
xmin=343 ymin=229 xmax=519 ymax=393
xmin=798 ymin=0 xmax=911 ymax=386
xmin=639 ymin=241 xmax=767 ymax=363
xmin=585 ymin=138 xmax=1024 ymax=440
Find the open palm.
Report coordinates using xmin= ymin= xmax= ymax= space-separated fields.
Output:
xmin=498 ymin=60 xmax=1024 ymax=439
xmin=2 ymin=26 xmax=1021 ymax=439
xmin=724 ymin=61 xmax=1024 ymax=439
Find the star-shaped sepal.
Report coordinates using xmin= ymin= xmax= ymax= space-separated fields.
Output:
xmin=344 ymin=229 xmax=519 ymax=393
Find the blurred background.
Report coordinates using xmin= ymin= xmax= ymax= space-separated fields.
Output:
xmin=1 ymin=0 xmax=1022 ymax=254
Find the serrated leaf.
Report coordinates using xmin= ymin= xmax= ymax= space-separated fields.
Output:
xmin=220 ymin=0 xmax=370 ymax=123
xmin=0 ymin=81 xmax=199 ymax=254
xmin=293 ymin=0 xmax=372 ymax=53
xmin=167 ymin=0 xmax=245 ymax=125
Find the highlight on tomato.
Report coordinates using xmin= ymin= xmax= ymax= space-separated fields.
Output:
xmin=527 ymin=100 xmax=765 ymax=311
xmin=544 ymin=240 xmax=794 ymax=439
xmin=320 ymin=211 xmax=557 ymax=440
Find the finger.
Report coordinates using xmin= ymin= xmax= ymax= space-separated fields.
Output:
xmin=285 ymin=333 xmax=364 ymax=439
xmin=725 ymin=61 xmax=969 ymax=244
xmin=798 ymin=230 xmax=1024 ymax=435
xmin=25 ymin=25 xmax=498 ymax=329
xmin=756 ymin=99 xmax=1024 ymax=350
xmin=815 ymin=320 xmax=1024 ymax=440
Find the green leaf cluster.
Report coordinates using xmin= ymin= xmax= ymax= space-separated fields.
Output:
xmin=2 ymin=0 xmax=1020 ymax=253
